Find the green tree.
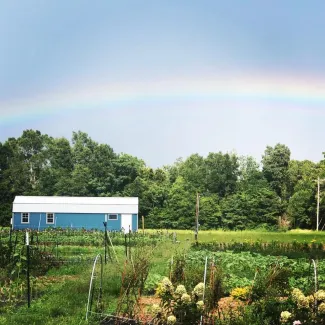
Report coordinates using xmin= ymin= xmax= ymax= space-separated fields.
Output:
xmin=178 ymin=154 xmax=206 ymax=191
xmin=198 ymin=194 xmax=221 ymax=229
xmin=262 ymin=143 xmax=291 ymax=200
xmin=205 ymin=152 xmax=239 ymax=197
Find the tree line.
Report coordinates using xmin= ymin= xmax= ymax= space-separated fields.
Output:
xmin=0 ymin=129 xmax=324 ymax=230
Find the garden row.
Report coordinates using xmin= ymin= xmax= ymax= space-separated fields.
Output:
xmin=142 ymin=247 xmax=325 ymax=324
xmin=193 ymin=240 xmax=325 ymax=259
xmin=0 ymin=228 xmax=171 ymax=247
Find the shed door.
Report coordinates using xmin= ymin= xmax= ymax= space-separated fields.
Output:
xmin=121 ymin=214 xmax=132 ymax=233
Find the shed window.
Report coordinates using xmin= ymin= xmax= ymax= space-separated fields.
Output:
xmin=46 ymin=213 xmax=54 ymax=224
xmin=21 ymin=213 xmax=29 ymax=224
xmin=108 ymin=214 xmax=118 ymax=220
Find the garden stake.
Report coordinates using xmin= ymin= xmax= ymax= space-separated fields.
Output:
xmin=124 ymin=234 xmax=128 ymax=258
xmin=26 ymin=231 xmax=31 ymax=308
xmin=8 ymin=228 xmax=12 ymax=263
xmin=103 ymin=222 xmax=107 ymax=264
xmin=128 ymin=226 xmax=131 ymax=259
xmin=106 ymin=231 xmax=118 ymax=262
xmin=312 ymin=259 xmax=318 ymax=312
xmin=200 ymin=256 xmax=208 ymax=325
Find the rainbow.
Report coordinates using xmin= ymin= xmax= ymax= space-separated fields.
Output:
xmin=1 ymin=72 xmax=325 ymax=126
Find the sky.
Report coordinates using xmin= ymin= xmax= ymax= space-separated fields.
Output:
xmin=1 ymin=0 xmax=325 ymax=167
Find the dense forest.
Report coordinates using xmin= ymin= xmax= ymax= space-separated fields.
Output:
xmin=0 ymin=129 xmax=324 ymax=230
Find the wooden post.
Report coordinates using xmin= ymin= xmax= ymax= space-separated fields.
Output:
xmin=142 ymin=216 xmax=144 ymax=234
xmin=124 ymin=234 xmax=128 ymax=258
xmin=195 ymin=192 xmax=199 ymax=243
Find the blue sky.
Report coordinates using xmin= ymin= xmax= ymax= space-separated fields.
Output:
xmin=1 ymin=1 xmax=325 ymax=167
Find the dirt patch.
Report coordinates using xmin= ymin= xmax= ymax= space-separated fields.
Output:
xmin=215 ymin=297 xmax=246 ymax=319
xmin=137 ymin=296 xmax=161 ymax=323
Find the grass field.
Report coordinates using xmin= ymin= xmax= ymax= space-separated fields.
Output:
xmin=150 ymin=229 xmax=325 ymax=243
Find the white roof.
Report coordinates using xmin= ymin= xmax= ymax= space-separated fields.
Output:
xmin=13 ymin=196 xmax=138 ymax=214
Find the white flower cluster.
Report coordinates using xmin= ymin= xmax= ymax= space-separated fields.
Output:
xmin=196 ymin=300 xmax=204 ymax=311
xmin=291 ymin=288 xmax=313 ymax=309
xmin=167 ymin=315 xmax=176 ymax=324
xmin=280 ymin=311 xmax=292 ymax=323
xmin=315 ymin=290 xmax=325 ymax=302
xmin=181 ymin=293 xmax=191 ymax=304
xmin=151 ymin=304 xmax=162 ymax=315
xmin=175 ymin=285 xmax=187 ymax=297
xmin=192 ymin=282 xmax=205 ymax=299
xmin=318 ymin=302 xmax=325 ymax=314
xmin=157 ymin=277 xmax=174 ymax=297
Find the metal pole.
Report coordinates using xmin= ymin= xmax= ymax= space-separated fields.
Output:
xmin=200 ymin=256 xmax=208 ymax=325
xmin=124 ymin=234 xmax=128 ymax=258
xmin=26 ymin=231 xmax=31 ymax=308
xmin=128 ymin=225 xmax=131 ymax=259
xmin=103 ymin=222 xmax=107 ymax=264
xmin=9 ymin=228 xmax=12 ymax=263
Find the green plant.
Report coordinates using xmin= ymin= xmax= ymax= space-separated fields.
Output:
xmin=144 ymin=273 xmax=164 ymax=295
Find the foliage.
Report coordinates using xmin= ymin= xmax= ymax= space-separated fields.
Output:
xmin=193 ymin=240 xmax=325 ymax=259
xmin=3 ymin=130 xmax=325 ymax=231
xmin=230 ymin=287 xmax=251 ymax=301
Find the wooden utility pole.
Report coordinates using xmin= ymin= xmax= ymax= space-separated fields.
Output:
xmin=316 ymin=178 xmax=325 ymax=231
xmin=195 ymin=192 xmax=199 ymax=242
xmin=317 ymin=177 xmax=320 ymax=231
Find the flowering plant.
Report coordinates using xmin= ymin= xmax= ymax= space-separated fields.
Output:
xmin=152 ymin=279 xmax=206 ymax=324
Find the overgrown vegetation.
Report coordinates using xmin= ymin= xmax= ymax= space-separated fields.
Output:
xmin=1 ymin=229 xmax=325 ymax=324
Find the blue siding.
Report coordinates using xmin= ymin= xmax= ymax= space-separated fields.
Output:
xmin=14 ymin=212 xmax=46 ymax=230
xmin=132 ymin=214 xmax=138 ymax=232
xmin=107 ymin=214 xmax=122 ymax=231
xmin=55 ymin=213 xmax=104 ymax=230
xmin=13 ymin=212 xmax=126 ymax=231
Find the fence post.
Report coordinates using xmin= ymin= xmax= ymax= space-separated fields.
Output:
xmin=26 ymin=231 xmax=31 ymax=308
xmin=142 ymin=216 xmax=145 ymax=235
xmin=103 ymin=222 xmax=107 ymax=264
xmin=128 ymin=226 xmax=131 ymax=259
xmin=8 ymin=228 xmax=12 ymax=263
xmin=124 ymin=234 xmax=128 ymax=258
xmin=56 ymin=237 xmax=59 ymax=259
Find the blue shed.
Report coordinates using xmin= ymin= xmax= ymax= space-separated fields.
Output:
xmin=12 ymin=196 xmax=138 ymax=232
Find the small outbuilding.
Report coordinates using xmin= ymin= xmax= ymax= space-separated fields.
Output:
xmin=12 ymin=196 xmax=138 ymax=232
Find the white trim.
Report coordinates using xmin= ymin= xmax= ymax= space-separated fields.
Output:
xmin=46 ymin=212 xmax=55 ymax=224
xmin=21 ymin=212 xmax=29 ymax=224
xmin=14 ymin=196 xmax=138 ymax=205
xmin=13 ymin=204 xmax=138 ymax=214
xmin=13 ymin=196 xmax=138 ymax=214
